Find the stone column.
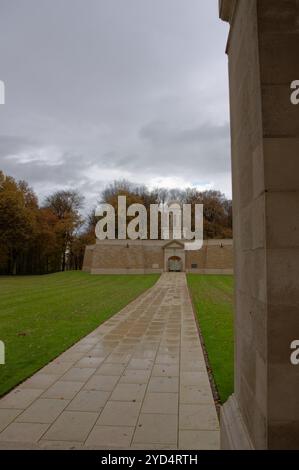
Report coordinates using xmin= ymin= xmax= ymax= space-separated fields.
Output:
xmin=219 ymin=0 xmax=299 ymax=449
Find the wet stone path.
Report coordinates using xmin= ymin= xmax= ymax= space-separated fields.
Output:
xmin=0 ymin=273 xmax=219 ymax=449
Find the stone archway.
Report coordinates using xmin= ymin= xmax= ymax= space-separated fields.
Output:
xmin=163 ymin=240 xmax=186 ymax=272
xmin=168 ymin=256 xmax=182 ymax=272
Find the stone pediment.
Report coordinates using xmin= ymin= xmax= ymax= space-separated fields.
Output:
xmin=163 ymin=240 xmax=185 ymax=250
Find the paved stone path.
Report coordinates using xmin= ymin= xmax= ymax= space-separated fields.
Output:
xmin=0 ymin=273 xmax=219 ymax=450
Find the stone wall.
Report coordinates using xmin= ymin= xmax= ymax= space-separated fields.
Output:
xmin=225 ymin=0 xmax=267 ymax=450
xmin=186 ymin=240 xmax=234 ymax=274
xmin=82 ymin=239 xmax=234 ymax=274
xmin=82 ymin=245 xmax=94 ymax=273
xmin=220 ymin=0 xmax=299 ymax=450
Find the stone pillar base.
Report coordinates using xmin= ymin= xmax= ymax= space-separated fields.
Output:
xmin=220 ymin=395 xmax=254 ymax=450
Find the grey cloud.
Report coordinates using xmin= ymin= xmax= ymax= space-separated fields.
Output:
xmin=0 ymin=0 xmax=231 ymax=206
xmin=2 ymin=151 xmax=87 ymax=185
xmin=0 ymin=135 xmax=38 ymax=157
xmin=139 ymin=121 xmax=230 ymax=146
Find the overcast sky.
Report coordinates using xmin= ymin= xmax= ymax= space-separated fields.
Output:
xmin=0 ymin=0 xmax=230 ymax=210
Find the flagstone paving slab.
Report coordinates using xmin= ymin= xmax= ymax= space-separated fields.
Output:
xmin=152 ymin=364 xmax=180 ymax=377
xmin=179 ymin=430 xmax=220 ymax=450
xmin=133 ymin=413 xmax=178 ymax=445
xmin=85 ymin=425 xmax=134 ymax=448
xmin=42 ymin=381 xmax=84 ymax=400
xmin=97 ymin=401 xmax=142 ymax=427
xmin=40 ymin=362 xmax=74 ymax=376
xmin=67 ymin=389 xmax=110 ymax=412
xmin=84 ymin=374 xmax=119 ymax=391
xmin=42 ymin=411 xmax=98 ymax=442
xmin=110 ymin=383 xmax=147 ymax=402
xmin=0 ymin=388 xmax=43 ymax=409
xmin=61 ymin=367 xmax=96 ymax=382
xmin=0 ymin=273 xmax=220 ymax=449
xmin=21 ymin=374 xmax=60 ymax=390
xmin=0 ymin=422 xmax=49 ymax=443
xmin=179 ymin=404 xmax=220 ymax=430
xmin=141 ymin=392 xmax=178 ymax=414
xmin=16 ymin=399 xmax=69 ymax=423
xmin=0 ymin=409 xmax=22 ymax=432
xmin=119 ymin=370 xmax=151 ymax=384
xmin=96 ymin=363 xmax=125 ymax=376
xmin=148 ymin=376 xmax=179 ymax=393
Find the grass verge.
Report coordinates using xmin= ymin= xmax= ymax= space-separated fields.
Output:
xmin=0 ymin=271 xmax=159 ymax=396
xmin=187 ymin=274 xmax=234 ymax=403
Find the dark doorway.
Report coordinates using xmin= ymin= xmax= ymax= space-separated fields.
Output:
xmin=168 ymin=256 xmax=182 ymax=272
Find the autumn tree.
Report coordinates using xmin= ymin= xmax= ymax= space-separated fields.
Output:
xmin=99 ymin=180 xmax=232 ymax=240
xmin=44 ymin=190 xmax=84 ymax=271
xmin=0 ymin=172 xmax=232 ymax=275
xmin=0 ymin=172 xmax=38 ymax=274
xmin=34 ymin=207 xmax=61 ymax=273
xmin=184 ymin=189 xmax=233 ymax=239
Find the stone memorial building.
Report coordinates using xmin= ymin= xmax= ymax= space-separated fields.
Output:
xmin=83 ymin=238 xmax=233 ymax=275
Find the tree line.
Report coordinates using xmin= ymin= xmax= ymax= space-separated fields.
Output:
xmin=0 ymin=173 xmax=232 ymax=275
xmin=101 ymin=180 xmax=233 ymax=240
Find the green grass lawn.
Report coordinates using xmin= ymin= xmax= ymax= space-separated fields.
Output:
xmin=0 ymin=271 xmax=159 ymax=397
xmin=187 ymin=274 xmax=234 ymax=404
